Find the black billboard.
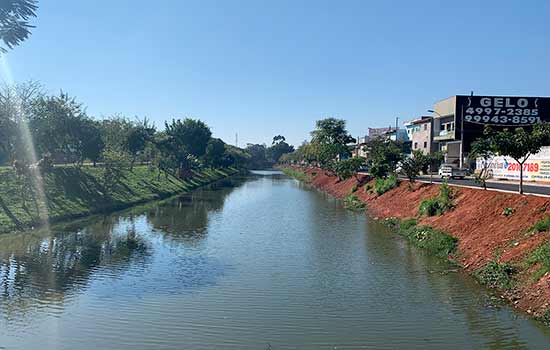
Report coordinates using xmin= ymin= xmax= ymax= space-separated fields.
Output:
xmin=454 ymin=95 xmax=550 ymax=152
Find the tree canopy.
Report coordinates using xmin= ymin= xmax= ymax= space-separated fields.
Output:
xmin=476 ymin=124 xmax=550 ymax=193
xmin=364 ymin=138 xmax=403 ymax=178
xmin=311 ymin=118 xmax=355 ymax=145
xmin=0 ymin=0 xmax=38 ymax=52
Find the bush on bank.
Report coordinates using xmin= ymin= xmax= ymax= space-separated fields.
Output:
xmin=526 ymin=241 xmax=550 ymax=281
xmin=343 ymin=194 xmax=366 ymax=211
xmin=528 ymin=216 xmax=550 ymax=233
xmin=474 ymin=261 xmax=516 ymax=290
xmin=383 ymin=217 xmax=457 ymax=259
xmin=418 ymin=182 xmax=454 ymax=216
xmin=281 ymin=168 xmax=311 ymax=182
xmin=374 ymin=174 xmax=398 ymax=196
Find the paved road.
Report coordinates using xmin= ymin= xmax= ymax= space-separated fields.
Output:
xmin=415 ymin=176 xmax=550 ymax=197
xmin=357 ymin=171 xmax=550 ymax=197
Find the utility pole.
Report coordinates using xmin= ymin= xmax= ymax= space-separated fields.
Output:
xmin=395 ymin=117 xmax=399 ymax=141
xmin=235 ymin=133 xmax=238 ymax=147
xmin=459 ymin=91 xmax=473 ymax=168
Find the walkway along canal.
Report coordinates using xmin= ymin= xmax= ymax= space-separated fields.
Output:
xmin=0 ymin=170 xmax=549 ymax=349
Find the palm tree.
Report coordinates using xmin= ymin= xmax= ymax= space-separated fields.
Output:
xmin=0 ymin=0 xmax=38 ymax=53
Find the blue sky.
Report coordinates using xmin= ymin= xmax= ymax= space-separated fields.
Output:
xmin=4 ymin=0 xmax=550 ymax=146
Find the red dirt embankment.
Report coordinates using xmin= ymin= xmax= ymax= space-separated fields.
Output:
xmin=294 ymin=167 xmax=550 ymax=317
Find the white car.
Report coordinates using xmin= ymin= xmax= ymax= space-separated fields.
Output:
xmin=438 ymin=164 xmax=469 ymax=179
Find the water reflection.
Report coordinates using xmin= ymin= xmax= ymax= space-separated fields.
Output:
xmin=146 ymin=177 xmax=245 ymax=244
xmin=0 ymin=216 xmax=150 ymax=321
xmin=0 ymin=176 xmax=245 ymax=323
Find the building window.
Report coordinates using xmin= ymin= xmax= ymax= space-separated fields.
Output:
xmin=442 ymin=122 xmax=455 ymax=132
xmin=423 ymin=141 xmax=427 ymax=148
xmin=423 ymin=124 xmax=428 ymax=131
xmin=414 ymin=142 xmax=418 ymax=149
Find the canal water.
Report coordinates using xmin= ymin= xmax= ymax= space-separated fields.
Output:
xmin=0 ymin=170 xmax=549 ymax=349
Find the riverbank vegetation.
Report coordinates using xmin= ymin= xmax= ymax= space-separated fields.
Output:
xmin=474 ymin=261 xmax=516 ymax=290
xmin=1 ymin=80 xmax=288 ymax=233
xmin=418 ymin=182 xmax=454 ymax=216
xmin=526 ymin=242 xmax=550 ymax=281
xmin=343 ymin=194 xmax=366 ymax=211
xmin=0 ymin=165 xmax=237 ymax=233
xmin=280 ymin=167 xmax=311 ymax=183
xmin=374 ymin=175 xmax=399 ymax=196
xmin=384 ymin=217 xmax=458 ymax=259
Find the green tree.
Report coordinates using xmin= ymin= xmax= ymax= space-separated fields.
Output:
xmin=224 ymin=144 xmax=250 ymax=168
xmin=484 ymin=124 xmax=550 ymax=194
xmin=470 ymin=137 xmax=495 ymax=190
xmin=163 ymin=119 xmax=210 ymax=176
xmin=267 ymin=137 xmax=294 ymax=163
xmin=400 ymin=150 xmax=428 ymax=183
xmin=0 ymin=81 xmax=43 ymax=162
xmin=425 ymin=151 xmax=444 ymax=183
xmin=272 ymin=135 xmax=286 ymax=144
xmin=165 ymin=118 xmax=212 ymax=158
xmin=365 ymin=138 xmax=404 ymax=178
xmin=245 ymin=143 xmax=268 ymax=168
xmin=125 ymin=118 xmax=156 ymax=169
xmin=101 ymin=146 xmax=131 ymax=192
xmin=78 ymin=119 xmax=104 ymax=166
xmin=204 ymin=138 xmax=226 ymax=167
xmin=311 ymin=118 xmax=355 ymax=145
xmin=310 ymin=118 xmax=355 ymax=169
xmin=29 ymin=92 xmax=90 ymax=163
xmin=334 ymin=157 xmax=365 ymax=181
xmin=0 ymin=0 xmax=38 ymax=53
xmin=100 ymin=116 xmax=133 ymax=151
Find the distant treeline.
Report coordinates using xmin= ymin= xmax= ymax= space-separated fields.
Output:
xmin=0 ymin=81 xmax=295 ymax=175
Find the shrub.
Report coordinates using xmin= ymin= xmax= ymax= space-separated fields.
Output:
xmin=400 ymin=218 xmax=417 ymax=231
xmin=374 ymin=174 xmax=399 ymax=195
xmin=343 ymin=194 xmax=366 ymax=211
xmin=529 ymin=216 xmax=550 ymax=233
xmin=351 ymin=184 xmax=359 ymax=193
xmin=474 ymin=261 xmax=515 ymax=290
xmin=363 ymin=183 xmax=373 ymax=193
xmin=502 ymin=207 xmax=515 ymax=217
xmin=400 ymin=225 xmax=458 ymax=258
xmin=382 ymin=217 xmax=456 ymax=259
xmin=282 ymin=168 xmax=311 ymax=182
xmin=526 ymin=242 xmax=550 ymax=281
xmin=418 ymin=182 xmax=454 ymax=217
xmin=539 ymin=310 xmax=550 ymax=326
xmin=419 ymin=198 xmax=440 ymax=216
xmin=382 ymin=217 xmax=400 ymax=229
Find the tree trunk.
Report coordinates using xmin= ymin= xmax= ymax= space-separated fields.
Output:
xmin=0 ymin=195 xmax=24 ymax=230
xmin=519 ymin=161 xmax=524 ymax=194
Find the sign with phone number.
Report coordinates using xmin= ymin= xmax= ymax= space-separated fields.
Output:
xmin=477 ymin=156 xmax=550 ymax=182
xmin=457 ymin=96 xmax=550 ymax=126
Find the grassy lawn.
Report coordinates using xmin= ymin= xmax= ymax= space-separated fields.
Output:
xmin=0 ymin=165 xmax=237 ymax=234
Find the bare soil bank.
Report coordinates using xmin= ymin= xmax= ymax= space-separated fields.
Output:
xmin=288 ymin=166 xmax=550 ymax=319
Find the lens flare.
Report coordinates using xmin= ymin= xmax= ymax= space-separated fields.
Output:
xmin=0 ymin=55 xmax=50 ymax=230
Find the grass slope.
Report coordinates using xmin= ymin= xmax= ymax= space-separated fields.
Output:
xmin=0 ymin=165 xmax=237 ymax=234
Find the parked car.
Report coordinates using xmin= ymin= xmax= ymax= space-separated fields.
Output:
xmin=438 ymin=164 xmax=469 ymax=179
